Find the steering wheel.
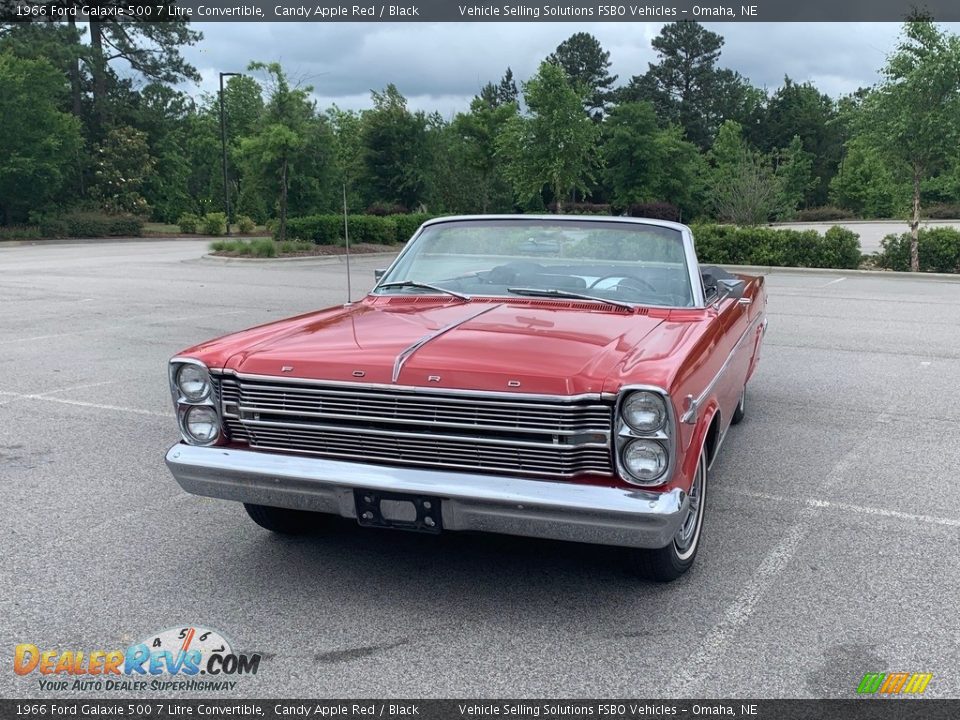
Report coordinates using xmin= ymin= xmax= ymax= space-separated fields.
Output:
xmin=588 ymin=275 xmax=659 ymax=295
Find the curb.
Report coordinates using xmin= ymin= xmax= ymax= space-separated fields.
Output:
xmin=200 ymin=251 xmax=398 ymax=264
xmin=721 ymin=264 xmax=960 ymax=283
xmin=0 ymin=236 xmax=211 ymax=248
xmin=769 ymin=219 xmax=960 ymax=227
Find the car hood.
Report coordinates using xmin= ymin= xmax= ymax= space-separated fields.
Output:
xmin=218 ymin=298 xmax=677 ymax=395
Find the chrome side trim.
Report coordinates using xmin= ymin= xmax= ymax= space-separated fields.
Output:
xmin=680 ymin=312 xmax=765 ymax=425
xmin=165 ymin=444 xmax=688 ymax=549
xmin=391 ymin=304 xmax=499 ymax=383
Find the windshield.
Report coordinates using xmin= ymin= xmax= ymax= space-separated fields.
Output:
xmin=375 ymin=219 xmax=695 ymax=308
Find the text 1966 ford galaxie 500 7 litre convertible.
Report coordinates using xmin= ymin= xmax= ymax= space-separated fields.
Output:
xmin=165 ymin=216 xmax=766 ymax=581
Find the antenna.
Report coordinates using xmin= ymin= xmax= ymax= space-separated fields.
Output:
xmin=342 ymin=182 xmax=352 ymax=303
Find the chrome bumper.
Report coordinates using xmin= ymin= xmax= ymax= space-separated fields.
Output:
xmin=165 ymin=444 xmax=688 ymax=549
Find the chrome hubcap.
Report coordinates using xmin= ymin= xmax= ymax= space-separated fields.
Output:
xmin=674 ymin=458 xmax=705 ymax=556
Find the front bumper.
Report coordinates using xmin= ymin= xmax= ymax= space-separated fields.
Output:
xmin=165 ymin=444 xmax=688 ymax=549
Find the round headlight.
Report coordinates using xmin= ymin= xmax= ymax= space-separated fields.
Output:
xmin=184 ymin=405 xmax=219 ymax=444
xmin=622 ymin=439 xmax=668 ymax=484
xmin=622 ymin=391 xmax=667 ymax=433
xmin=177 ymin=364 xmax=211 ymax=402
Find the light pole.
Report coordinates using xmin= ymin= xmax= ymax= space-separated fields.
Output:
xmin=219 ymin=71 xmax=241 ymax=235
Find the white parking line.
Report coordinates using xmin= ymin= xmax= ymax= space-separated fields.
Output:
xmin=0 ymin=390 xmax=167 ymax=418
xmin=735 ymin=490 xmax=960 ymax=528
xmin=820 ymin=276 xmax=846 ymax=287
xmin=666 ymin=447 xmax=862 ymax=695
xmin=0 ymin=310 xmax=246 ymax=345
xmin=667 ymin=505 xmax=818 ymax=696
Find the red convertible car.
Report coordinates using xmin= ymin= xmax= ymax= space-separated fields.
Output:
xmin=165 ymin=216 xmax=767 ymax=581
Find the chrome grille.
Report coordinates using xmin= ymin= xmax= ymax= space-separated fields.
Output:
xmin=216 ymin=374 xmax=613 ymax=477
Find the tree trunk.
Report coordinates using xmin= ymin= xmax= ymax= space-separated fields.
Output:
xmin=278 ymin=157 xmax=288 ymax=243
xmin=67 ymin=17 xmax=83 ymax=118
xmin=554 ymin=183 xmax=563 ymax=214
xmin=910 ymin=166 xmax=921 ymax=273
xmin=88 ymin=21 xmax=107 ymax=126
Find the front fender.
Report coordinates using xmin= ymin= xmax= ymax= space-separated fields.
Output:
xmin=677 ymin=401 xmax=720 ymax=489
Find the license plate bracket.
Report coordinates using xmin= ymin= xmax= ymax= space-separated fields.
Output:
xmin=354 ymin=489 xmax=442 ymax=534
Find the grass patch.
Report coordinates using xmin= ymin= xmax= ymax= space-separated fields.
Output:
xmin=209 ymin=238 xmax=314 ymax=257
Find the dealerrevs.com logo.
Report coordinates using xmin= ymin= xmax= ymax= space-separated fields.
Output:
xmin=14 ymin=626 xmax=262 ymax=692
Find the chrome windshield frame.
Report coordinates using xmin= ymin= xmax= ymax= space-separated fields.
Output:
xmin=374 ymin=215 xmax=706 ymax=310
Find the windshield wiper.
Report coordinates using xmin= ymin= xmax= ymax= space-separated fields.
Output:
xmin=506 ymin=287 xmax=635 ymax=310
xmin=378 ymin=280 xmax=470 ymax=301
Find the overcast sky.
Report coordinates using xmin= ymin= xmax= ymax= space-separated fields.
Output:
xmin=179 ymin=22 xmax=957 ymax=116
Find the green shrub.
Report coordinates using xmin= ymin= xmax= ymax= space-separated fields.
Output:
xmin=284 ymin=214 xmax=399 ymax=245
xmin=0 ymin=225 xmax=42 ymax=241
xmin=285 ymin=215 xmax=342 ymax=244
xmin=393 ymin=213 xmax=434 ymax=244
xmin=795 ymin=206 xmax=856 ymax=222
xmin=249 ymin=238 xmax=276 ymax=257
xmin=177 ymin=213 xmax=201 ymax=234
xmin=876 ymin=228 xmax=960 ymax=273
xmin=237 ymin=215 xmax=256 ymax=234
xmin=626 ymin=202 xmax=680 ymax=221
xmin=345 ymin=215 xmax=397 ymax=244
xmin=202 ymin=212 xmax=227 ymax=236
xmin=35 ymin=212 xmax=144 ymax=238
xmin=691 ymin=224 xmax=861 ymax=269
xmin=277 ymin=240 xmax=314 ymax=254
xmin=38 ymin=216 xmax=70 ymax=238
xmin=922 ymin=203 xmax=960 ymax=220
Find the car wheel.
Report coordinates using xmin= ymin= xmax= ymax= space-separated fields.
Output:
xmin=731 ymin=387 xmax=746 ymax=425
xmin=243 ymin=503 xmax=329 ymax=534
xmin=627 ymin=449 xmax=707 ymax=582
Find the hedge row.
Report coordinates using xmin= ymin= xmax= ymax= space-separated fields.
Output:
xmin=691 ymin=224 xmax=862 ymax=269
xmin=0 ymin=225 xmax=42 ymax=241
xmin=876 ymin=228 xmax=960 ymax=273
xmin=284 ymin=213 xmax=434 ymax=245
xmin=38 ymin=212 xmax=144 ymax=238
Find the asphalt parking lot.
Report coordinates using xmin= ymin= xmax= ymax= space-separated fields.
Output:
xmin=1 ymin=239 xmax=958 ymax=699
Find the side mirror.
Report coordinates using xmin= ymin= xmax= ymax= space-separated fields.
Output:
xmin=717 ymin=278 xmax=745 ymax=302
xmin=374 ymin=268 xmax=386 ymax=281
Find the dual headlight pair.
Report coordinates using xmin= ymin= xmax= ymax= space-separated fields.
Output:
xmin=170 ymin=362 xmax=220 ymax=445
xmin=618 ymin=390 xmax=671 ymax=486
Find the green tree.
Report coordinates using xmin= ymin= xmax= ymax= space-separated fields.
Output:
xmin=773 ymin=135 xmax=817 ymax=218
xmin=451 ymin=91 xmax=518 ymax=212
xmin=129 ymin=83 xmax=195 ymax=222
xmin=497 ymin=62 xmax=599 ymax=212
xmin=85 ymin=13 xmax=202 ymax=125
xmin=829 ymin=137 xmax=906 ymax=217
xmin=240 ymin=62 xmax=319 ymax=240
xmin=547 ymin=32 xmax=618 ymax=117
xmin=0 ymin=54 xmax=83 ymax=224
xmin=621 ymin=21 xmax=758 ymax=148
xmin=91 ymin=125 xmax=155 ymax=215
xmin=360 ymin=84 xmax=431 ymax=210
xmin=750 ymin=77 xmax=842 ymax=205
xmin=858 ymin=19 xmax=960 ymax=270
xmin=706 ymin=120 xmax=780 ymax=225
xmin=602 ymin=101 xmax=703 ymax=216
xmin=478 ymin=67 xmax=519 ymax=108
xmin=327 ymin=105 xmax=366 ymax=212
